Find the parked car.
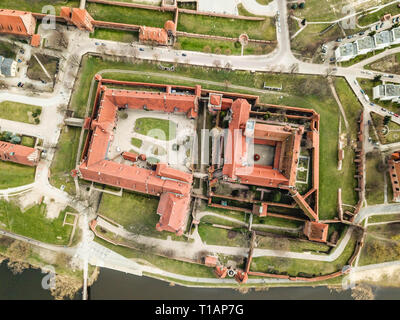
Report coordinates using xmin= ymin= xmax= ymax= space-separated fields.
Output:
xmin=95 ymin=42 xmax=100 ymax=45
xmin=359 ymin=31 xmax=365 ymax=36
xmin=17 ymin=59 xmax=22 ymax=63
xmin=381 ymin=107 xmax=387 ymax=112
xmin=370 ymin=102 xmax=375 ymax=106
xmin=17 ymin=82 xmax=22 ymax=87
xmin=389 ymin=111 xmax=394 ymax=115
xmin=19 ymin=49 xmax=24 ymax=54
xmin=347 ymin=35 xmax=353 ymax=39
xmin=182 ymin=53 xmax=187 ymax=56
xmin=388 ymin=75 xmax=394 ymax=78
xmin=395 ymin=114 xmax=399 ymax=117
xmin=139 ymin=48 xmax=144 ymax=51
xmin=336 ymin=38 xmax=342 ymax=42
xmin=330 ymin=57 xmax=336 ymax=62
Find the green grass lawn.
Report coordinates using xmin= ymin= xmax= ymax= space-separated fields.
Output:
xmin=86 ymin=3 xmax=174 ymax=27
xmin=359 ymin=223 xmax=400 ymax=266
xmin=365 ymin=151 xmax=385 ymax=205
xmin=21 ymin=136 xmax=36 ymax=148
xmin=0 ymin=161 xmax=35 ymax=189
xmin=358 ymin=3 xmax=400 ymax=26
xmin=175 ymin=37 xmax=275 ymax=56
xmin=366 ymin=52 xmax=400 ymax=74
xmin=131 ymin=137 xmax=142 ymax=148
xmin=0 ymin=101 xmax=41 ymax=124
xmin=98 ymin=191 xmax=190 ymax=241
xmin=251 ymin=232 xmax=358 ymax=276
xmin=198 ymin=224 xmax=250 ymax=247
xmin=95 ymin=237 xmax=215 ymax=278
xmin=291 ymin=23 xmax=347 ymax=61
xmin=134 ymin=117 xmax=177 ymax=141
xmin=0 ymin=200 xmax=73 ymax=245
xmin=0 ymin=0 xmax=80 ymax=14
xmin=370 ymin=112 xmax=400 ymax=144
xmin=27 ymin=54 xmax=59 ymax=82
xmin=49 ymin=126 xmax=81 ymax=195
xmin=177 ymin=13 xmax=276 ymax=40
xmin=368 ymin=213 xmax=400 ymax=224
xmin=90 ymin=28 xmax=138 ymax=43
xmin=0 ymin=41 xmax=17 ymax=59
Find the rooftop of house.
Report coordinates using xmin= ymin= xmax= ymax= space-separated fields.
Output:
xmin=356 ymin=36 xmax=375 ymax=50
xmin=0 ymin=141 xmax=40 ymax=166
xmin=339 ymin=42 xmax=358 ymax=56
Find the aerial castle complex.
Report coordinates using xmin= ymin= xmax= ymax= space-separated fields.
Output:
xmin=74 ymin=75 xmax=327 ymax=243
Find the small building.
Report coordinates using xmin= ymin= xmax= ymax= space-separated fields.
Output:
xmin=373 ymin=84 xmax=400 ymax=103
xmin=139 ymin=20 xmax=176 ymax=46
xmin=303 ymin=221 xmax=329 ymax=243
xmin=0 ymin=141 xmax=40 ymax=166
xmin=204 ymin=256 xmax=218 ymax=267
xmin=0 ymin=9 xmax=40 ymax=46
xmin=335 ymin=42 xmax=358 ymax=62
xmin=0 ymin=56 xmax=17 ymax=77
xmin=60 ymin=7 xmax=94 ymax=32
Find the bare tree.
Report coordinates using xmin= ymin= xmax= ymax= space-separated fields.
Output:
xmin=213 ymin=59 xmax=222 ymax=68
xmin=55 ymin=31 xmax=69 ymax=49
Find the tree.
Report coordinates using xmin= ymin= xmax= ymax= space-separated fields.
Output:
xmin=213 ymin=60 xmax=222 ymax=68
xmin=291 ymin=3 xmax=298 ymax=9
xmin=384 ymin=115 xmax=392 ymax=125
xmin=373 ymin=75 xmax=382 ymax=83
xmin=299 ymin=2 xmax=305 ymax=9
xmin=203 ymin=45 xmax=211 ymax=53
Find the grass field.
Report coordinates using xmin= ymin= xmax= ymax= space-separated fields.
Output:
xmin=358 ymin=223 xmax=400 ymax=266
xmin=365 ymin=151 xmax=385 ymax=205
xmin=95 ymin=237 xmax=215 ymax=278
xmin=98 ymin=191 xmax=184 ymax=240
xmin=291 ymin=23 xmax=346 ymax=61
xmin=86 ymin=3 xmax=174 ymax=27
xmin=0 ymin=101 xmax=41 ymax=124
xmin=368 ymin=213 xmax=400 ymax=223
xmin=175 ymin=37 xmax=275 ymax=56
xmin=0 ymin=200 xmax=73 ymax=245
xmin=131 ymin=137 xmax=142 ymax=148
xmin=134 ymin=117 xmax=177 ymax=141
xmin=358 ymin=2 xmax=400 ymax=26
xmin=371 ymin=112 xmax=400 ymax=144
xmin=0 ymin=41 xmax=17 ymax=59
xmin=27 ymin=54 xmax=59 ymax=82
xmin=49 ymin=126 xmax=81 ymax=195
xmin=0 ymin=0 xmax=80 ymax=14
xmin=0 ymin=161 xmax=35 ymax=189
xmin=90 ymin=28 xmax=138 ymax=43
xmin=251 ymin=231 xmax=357 ymax=276
xmin=178 ymin=13 xmax=275 ymax=40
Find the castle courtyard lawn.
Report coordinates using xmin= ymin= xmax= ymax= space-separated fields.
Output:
xmin=134 ymin=117 xmax=177 ymax=141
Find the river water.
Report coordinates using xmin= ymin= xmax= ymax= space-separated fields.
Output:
xmin=0 ymin=261 xmax=399 ymax=300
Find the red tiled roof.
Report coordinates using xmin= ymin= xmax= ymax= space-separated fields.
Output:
xmin=210 ymin=94 xmax=222 ymax=106
xmin=30 ymin=34 xmax=40 ymax=47
xmin=0 ymin=141 xmax=40 ymax=166
xmin=78 ymin=81 xmax=194 ymax=235
xmin=102 ymin=88 xmax=198 ymax=118
xmin=139 ymin=26 xmax=168 ymax=45
xmin=60 ymin=7 xmax=94 ymax=32
xmin=0 ymin=9 xmax=36 ymax=37
xmin=156 ymin=192 xmax=190 ymax=235
xmin=156 ymin=163 xmax=193 ymax=183
xmin=303 ymin=221 xmax=328 ymax=243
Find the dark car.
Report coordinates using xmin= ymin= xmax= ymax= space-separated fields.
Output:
xmin=139 ymin=48 xmax=144 ymax=51
xmin=182 ymin=53 xmax=187 ymax=57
